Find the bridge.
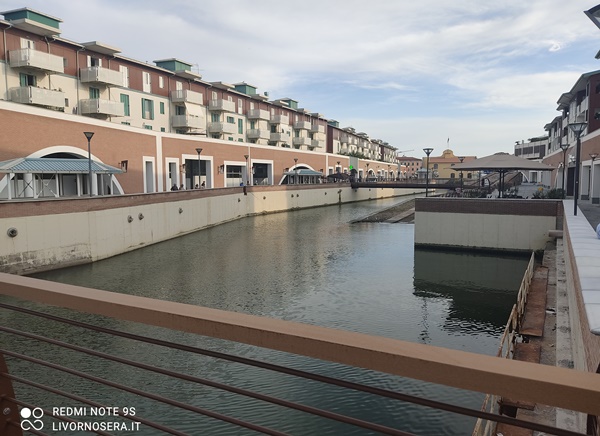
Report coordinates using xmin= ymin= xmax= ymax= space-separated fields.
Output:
xmin=350 ymin=178 xmax=481 ymax=190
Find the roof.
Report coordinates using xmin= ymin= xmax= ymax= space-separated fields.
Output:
xmin=0 ymin=158 xmax=123 ymax=174
xmin=284 ymin=169 xmax=323 ymax=176
xmin=452 ymin=153 xmax=554 ymax=171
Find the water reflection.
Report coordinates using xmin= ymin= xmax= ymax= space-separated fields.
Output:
xmin=2 ymin=196 xmax=530 ymax=435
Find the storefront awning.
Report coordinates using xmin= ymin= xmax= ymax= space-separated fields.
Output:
xmin=284 ymin=169 xmax=323 ymax=176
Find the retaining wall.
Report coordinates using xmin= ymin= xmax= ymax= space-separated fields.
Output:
xmin=0 ymin=185 xmax=417 ymax=274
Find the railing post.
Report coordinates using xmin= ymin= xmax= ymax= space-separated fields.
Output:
xmin=0 ymin=352 xmax=22 ymax=436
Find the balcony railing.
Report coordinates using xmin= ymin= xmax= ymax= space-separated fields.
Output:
xmin=247 ymin=109 xmax=270 ymax=120
xmin=80 ymin=66 xmax=123 ymax=87
xmin=208 ymin=122 xmax=236 ymax=134
xmin=293 ymin=121 xmax=311 ymax=130
xmin=270 ymin=132 xmax=290 ymax=142
xmin=0 ymin=272 xmax=599 ymax=435
xmin=9 ymin=48 xmax=64 ymax=73
xmin=292 ymin=137 xmax=311 ymax=147
xmin=310 ymin=124 xmax=325 ymax=134
xmin=247 ymin=129 xmax=270 ymax=140
xmin=172 ymin=115 xmax=204 ymax=129
xmin=79 ymin=99 xmax=125 ymax=117
xmin=311 ymin=139 xmax=325 ymax=148
xmin=10 ymin=86 xmax=65 ymax=109
xmin=170 ymin=89 xmax=203 ymax=105
xmin=208 ymin=99 xmax=235 ymax=112
xmin=270 ymin=115 xmax=289 ymax=125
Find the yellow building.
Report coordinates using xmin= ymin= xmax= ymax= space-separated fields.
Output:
xmin=424 ymin=149 xmax=477 ymax=179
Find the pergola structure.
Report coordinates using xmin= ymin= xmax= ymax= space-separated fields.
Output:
xmin=0 ymin=157 xmax=124 ymax=200
xmin=452 ymin=153 xmax=554 ymax=198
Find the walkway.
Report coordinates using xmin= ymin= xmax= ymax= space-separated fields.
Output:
xmin=580 ymin=202 xmax=600 ymax=230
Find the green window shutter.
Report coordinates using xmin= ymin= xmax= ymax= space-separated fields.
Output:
xmin=238 ymin=119 xmax=243 ymax=134
xmin=120 ymin=94 xmax=130 ymax=116
xmin=19 ymin=73 xmax=27 ymax=87
xmin=150 ymin=101 xmax=154 ymax=120
xmin=160 ymin=102 xmax=165 ymax=114
xmin=89 ymin=87 xmax=100 ymax=99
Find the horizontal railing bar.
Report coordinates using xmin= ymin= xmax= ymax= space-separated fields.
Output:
xmin=3 ymin=374 xmax=183 ymax=436
xmin=0 ymin=326 xmax=412 ymax=436
xmin=2 ymin=350 xmax=289 ymax=436
xmin=1 ymin=273 xmax=599 ymax=416
xmin=0 ymin=304 xmax=587 ymax=436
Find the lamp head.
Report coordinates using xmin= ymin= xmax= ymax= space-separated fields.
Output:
xmin=591 ymin=153 xmax=599 ymax=161
xmin=195 ymin=148 xmax=203 ymax=155
xmin=423 ymin=147 xmax=433 ymax=156
xmin=568 ymin=122 xmax=587 ymax=137
xmin=560 ymin=143 xmax=569 ymax=152
xmin=83 ymin=132 xmax=94 ymax=141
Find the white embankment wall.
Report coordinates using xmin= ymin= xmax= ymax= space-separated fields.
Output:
xmin=414 ymin=198 xmax=562 ymax=252
xmin=0 ymin=185 xmax=418 ymax=274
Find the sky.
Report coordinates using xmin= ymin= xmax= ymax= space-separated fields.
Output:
xmin=3 ymin=1 xmax=600 ymax=158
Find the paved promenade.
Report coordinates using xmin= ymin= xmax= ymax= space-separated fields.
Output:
xmin=580 ymin=202 xmax=600 ymax=231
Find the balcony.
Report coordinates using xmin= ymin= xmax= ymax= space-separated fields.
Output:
xmin=294 ymin=121 xmax=311 ymax=130
xmin=80 ymin=99 xmax=124 ymax=117
xmin=170 ymin=89 xmax=203 ymax=105
xmin=172 ymin=115 xmax=204 ymax=129
xmin=270 ymin=114 xmax=289 ymax=125
xmin=311 ymin=139 xmax=325 ymax=149
xmin=209 ymin=99 xmax=235 ymax=112
xmin=292 ymin=137 xmax=311 ymax=147
xmin=270 ymin=132 xmax=290 ymax=142
xmin=208 ymin=122 xmax=236 ymax=134
xmin=10 ymin=86 xmax=64 ymax=109
xmin=247 ymin=129 xmax=270 ymax=140
xmin=247 ymin=109 xmax=270 ymax=120
xmin=80 ymin=66 xmax=123 ymax=87
xmin=9 ymin=48 xmax=64 ymax=73
xmin=310 ymin=124 xmax=325 ymax=134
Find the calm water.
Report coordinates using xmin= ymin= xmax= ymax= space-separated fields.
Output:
xmin=2 ymin=196 xmax=529 ymax=435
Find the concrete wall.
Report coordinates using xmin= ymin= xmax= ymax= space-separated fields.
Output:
xmin=563 ymin=200 xmax=600 ymax=373
xmin=414 ymin=198 xmax=561 ymax=252
xmin=0 ymin=185 xmax=418 ymax=274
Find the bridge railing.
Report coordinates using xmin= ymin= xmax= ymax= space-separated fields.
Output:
xmin=0 ymin=272 xmax=598 ymax=435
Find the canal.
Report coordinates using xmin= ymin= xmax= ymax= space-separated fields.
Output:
xmin=4 ymin=196 xmax=530 ymax=435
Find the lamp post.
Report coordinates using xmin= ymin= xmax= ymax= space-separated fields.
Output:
xmin=244 ymin=154 xmax=249 ymax=185
xmin=458 ymin=156 xmax=464 ymax=196
xmin=195 ymin=148 xmax=202 ymax=188
xmin=366 ymin=163 xmax=369 ymax=181
xmin=590 ymin=152 xmax=599 ymax=201
xmin=559 ymin=143 xmax=569 ymax=198
xmin=83 ymin=132 xmax=94 ymax=197
xmin=568 ymin=122 xmax=587 ymax=216
xmin=294 ymin=158 xmax=298 ymax=184
xmin=423 ymin=148 xmax=433 ymax=197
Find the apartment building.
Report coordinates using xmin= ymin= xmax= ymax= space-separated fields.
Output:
xmin=0 ymin=7 xmax=403 ymax=196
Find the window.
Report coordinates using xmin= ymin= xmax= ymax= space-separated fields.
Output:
xmin=226 ymin=116 xmax=235 ymax=124
xmin=143 ymin=72 xmax=151 ymax=93
xmin=159 ymin=76 xmax=164 ymax=89
xmin=20 ymin=38 xmax=34 ymax=49
xmin=211 ymin=91 xmax=217 ymax=100
xmin=161 ymin=127 xmax=166 ymax=132
xmin=144 ymin=125 xmax=153 ymax=130
xmin=228 ymin=137 xmax=234 ymax=141
xmin=119 ymin=66 xmax=129 ymax=88
xmin=250 ymin=120 xmax=256 ymax=129
xmin=121 ymin=121 xmax=131 ymax=125
xmin=176 ymin=81 xmax=183 ymax=91
xmin=211 ymin=113 xmax=220 ymax=122
xmin=238 ymin=119 xmax=243 ymax=134
xmin=63 ymin=58 xmax=68 ymax=68
xmin=160 ymin=102 xmax=165 ymax=114
xmin=238 ymin=138 xmax=243 ymax=142
xmin=142 ymin=98 xmax=154 ymax=120
xmin=89 ymin=87 xmax=100 ymax=99
xmin=19 ymin=73 xmax=36 ymax=87
xmin=120 ymin=94 xmax=130 ymax=116
xmin=87 ymin=56 xmax=102 ymax=67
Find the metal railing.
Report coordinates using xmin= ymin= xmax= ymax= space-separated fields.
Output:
xmin=0 ymin=271 xmax=597 ymax=436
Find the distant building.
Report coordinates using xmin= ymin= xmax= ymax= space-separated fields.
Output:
xmin=398 ymin=156 xmax=422 ymax=178
xmin=424 ymin=149 xmax=476 ymax=179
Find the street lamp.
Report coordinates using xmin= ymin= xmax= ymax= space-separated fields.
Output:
xmin=423 ymin=148 xmax=433 ymax=197
xmin=568 ymin=122 xmax=587 ymax=216
xmin=244 ymin=154 xmax=249 ymax=185
xmin=195 ymin=148 xmax=202 ymax=188
xmin=458 ymin=156 xmax=465 ymax=196
xmin=387 ymin=164 xmax=390 ymax=181
xmin=590 ymin=152 xmax=599 ymax=201
xmin=294 ymin=158 xmax=298 ymax=184
xmin=83 ymin=132 xmax=94 ymax=197
xmin=559 ymin=143 xmax=569 ymax=198
xmin=366 ymin=163 xmax=370 ymax=181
